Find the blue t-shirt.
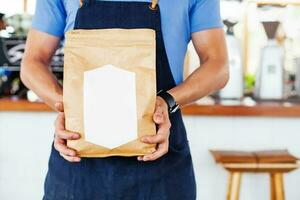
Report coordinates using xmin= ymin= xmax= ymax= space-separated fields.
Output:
xmin=32 ymin=0 xmax=222 ymax=85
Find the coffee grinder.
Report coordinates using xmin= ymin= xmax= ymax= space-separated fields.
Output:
xmin=255 ymin=21 xmax=285 ymax=100
xmin=220 ymin=19 xmax=244 ymax=99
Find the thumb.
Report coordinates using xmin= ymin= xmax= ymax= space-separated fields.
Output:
xmin=153 ymin=106 xmax=164 ymax=124
xmin=55 ymin=102 xmax=64 ymax=112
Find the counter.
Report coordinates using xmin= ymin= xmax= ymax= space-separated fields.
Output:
xmin=1 ymin=98 xmax=300 ymax=200
xmin=1 ymin=98 xmax=300 ymax=117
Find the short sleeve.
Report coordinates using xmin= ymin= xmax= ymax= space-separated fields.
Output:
xmin=190 ymin=0 xmax=223 ymax=33
xmin=31 ymin=0 xmax=66 ymax=38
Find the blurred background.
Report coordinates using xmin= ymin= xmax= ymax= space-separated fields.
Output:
xmin=0 ymin=0 xmax=300 ymax=200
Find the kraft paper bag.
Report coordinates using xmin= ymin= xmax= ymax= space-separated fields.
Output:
xmin=63 ymin=29 xmax=157 ymax=157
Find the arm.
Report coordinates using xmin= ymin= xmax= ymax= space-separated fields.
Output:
xmin=21 ymin=29 xmax=62 ymax=109
xmin=139 ymin=28 xmax=229 ymax=162
xmin=169 ymin=28 xmax=229 ymax=106
xmin=21 ymin=29 xmax=81 ymax=162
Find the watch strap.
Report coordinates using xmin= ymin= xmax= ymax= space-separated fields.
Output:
xmin=157 ymin=90 xmax=179 ymax=114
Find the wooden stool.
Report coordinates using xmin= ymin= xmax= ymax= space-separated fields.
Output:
xmin=210 ymin=150 xmax=299 ymax=200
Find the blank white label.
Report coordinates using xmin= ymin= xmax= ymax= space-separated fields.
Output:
xmin=83 ymin=64 xmax=138 ymax=149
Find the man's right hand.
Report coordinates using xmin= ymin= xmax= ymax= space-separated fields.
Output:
xmin=54 ymin=102 xmax=81 ymax=162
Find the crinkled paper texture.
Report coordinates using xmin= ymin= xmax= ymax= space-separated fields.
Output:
xmin=63 ymin=29 xmax=156 ymax=157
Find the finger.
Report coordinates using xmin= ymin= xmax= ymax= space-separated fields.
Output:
xmin=55 ymin=113 xmax=80 ymax=140
xmin=54 ymin=138 xmax=77 ymax=157
xmin=143 ymin=143 xmax=168 ymax=161
xmin=153 ymin=105 xmax=164 ymax=124
xmin=137 ymin=147 xmax=156 ymax=161
xmin=137 ymin=156 xmax=143 ymax=161
xmin=55 ymin=102 xmax=64 ymax=112
xmin=55 ymin=112 xmax=66 ymax=130
xmin=156 ymin=122 xmax=171 ymax=136
xmin=141 ymin=134 xmax=165 ymax=144
xmin=56 ymin=129 xmax=80 ymax=140
xmin=141 ymin=119 xmax=171 ymax=144
xmin=56 ymin=137 xmax=66 ymax=145
xmin=60 ymin=153 xmax=81 ymax=162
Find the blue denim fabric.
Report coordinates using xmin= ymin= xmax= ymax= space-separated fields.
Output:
xmin=43 ymin=1 xmax=196 ymax=199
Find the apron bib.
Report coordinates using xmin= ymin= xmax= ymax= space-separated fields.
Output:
xmin=44 ymin=1 xmax=196 ymax=199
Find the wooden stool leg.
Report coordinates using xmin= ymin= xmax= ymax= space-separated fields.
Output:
xmin=270 ymin=173 xmax=285 ymax=200
xmin=227 ymin=172 xmax=242 ymax=200
xmin=270 ymin=173 xmax=276 ymax=200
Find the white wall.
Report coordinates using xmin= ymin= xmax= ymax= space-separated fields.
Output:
xmin=184 ymin=116 xmax=300 ymax=200
xmin=0 ymin=112 xmax=299 ymax=200
xmin=0 ymin=112 xmax=55 ymax=200
xmin=0 ymin=0 xmax=36 ymax=15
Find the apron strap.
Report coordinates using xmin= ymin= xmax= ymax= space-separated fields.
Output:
xmin=79 ymin=0 xmax=159 ymax=9
xmin=150 ymin=0 xmax=158 ymax=9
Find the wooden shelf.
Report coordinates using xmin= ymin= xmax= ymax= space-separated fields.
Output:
xmin=249 ymin=0 xmax=300 ymax=6
xmin=182 ymin=102 xmax=300 ymax=117
xmin=1 ymin=98 xmax=300 ymax=117
xmin=0 ymin=99 xmax=52 ymax=112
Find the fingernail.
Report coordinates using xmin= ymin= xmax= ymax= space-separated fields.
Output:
xmin=70 ymin=152 xmax=76 ymax=156
xmin=75 ymin=158 xmax=81 ymax=162
xmin=156 ymin=117 xmax=162 ymax=121
xmin=73 ymin=134 xmax=80 ymax=139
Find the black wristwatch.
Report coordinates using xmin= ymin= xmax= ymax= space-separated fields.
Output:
xmin=157 ymin=90 xmax=180 ymax=114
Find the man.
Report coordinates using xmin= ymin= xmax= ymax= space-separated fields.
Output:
xmin=21 ymin=0 xmax=229 ymax=199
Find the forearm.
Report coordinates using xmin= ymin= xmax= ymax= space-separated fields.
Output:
xmin=168 ymin=59 xmax=229 ymax=107
xmin=20 ymin=59 xmax=62 ymax=110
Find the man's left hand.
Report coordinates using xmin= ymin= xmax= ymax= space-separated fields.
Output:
xmin=138 ymin=96 xmax=171 ymax=162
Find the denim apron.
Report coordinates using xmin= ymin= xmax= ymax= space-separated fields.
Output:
xmin=43 ymin=1 xmax=196 ymax=199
